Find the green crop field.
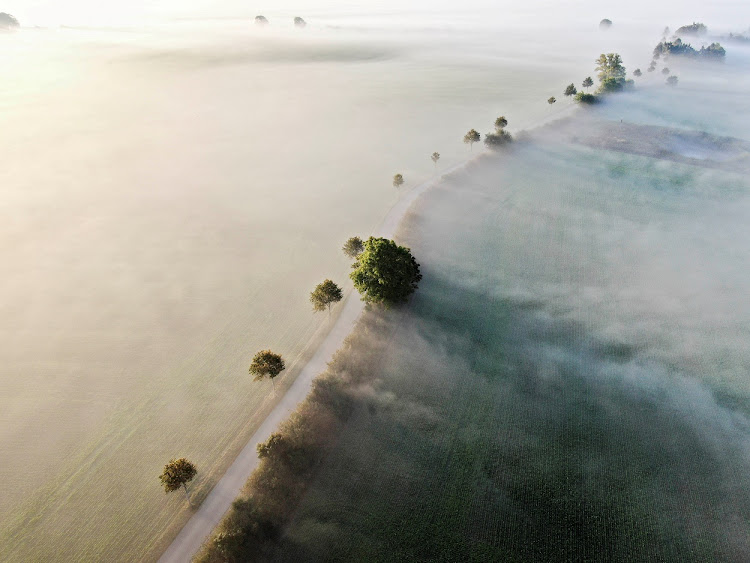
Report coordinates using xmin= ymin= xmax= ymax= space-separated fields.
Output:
xmin=267 ymin=143 xmax=750 ymax=561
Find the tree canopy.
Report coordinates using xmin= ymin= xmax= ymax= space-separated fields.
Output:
xmin=310 ymin=279 xmax=343 ymax=313
xmin=431 ymin=152 xmax=440 ymax=165
xmin=633 ymin=68 xmax=642 ymax=77
xmin=675 ymin=22 xmax=707 ymax=37
xmin=0 ymin=12 xmax=19 ymax=29
xmin=463 ymin=129 xmax=481 ymax=150
xmin=564 ymin=83 xmax=577 ymax=96
xmin=494 ymin=116 xmax=508 ymax=130
xmin=349 ymin=237 xmax=422 ymax=306
xmin=342 ymin=236 xmax=364 ymax=259
xmin=653 ymin=38 xmax=725 ymax=60
xmin=159 ymin=458 xmax=197 ymax=494
xmin=599 ymin=19 xmax=612 ymax=29
xmin=392 ymin=174 xmax=404 ymax=188
xmin=294 ymin=17 xmax=306 ymax=27
xmin=667 ymin=75 xmax=679 ymax=86
xmin=548 ymin=96 xmax=556 ymax=104
xmin=254 ymin=15 xmax=268 ymax=25
xmin=249 ymin=350 xmax=285 ymax=384
xmin=582 ymin=77 xmax=594 ymax=90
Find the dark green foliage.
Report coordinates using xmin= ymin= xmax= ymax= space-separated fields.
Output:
xmin=595 ymin=53 xmax=630 ymax=94
xmin=654 ymin=38 xmax=725 ymax=60
xmin=582 ymin=76 xmax=594 ymax=90
xmin=494 ymin=116 xmax=508 ymax=130
xmin=700 ymin=43 xmax=726 ymax=58
xmin=342 ymin=236 xmax=364 ymax=259
xmin=392 ymin=173 xmax=404 ymax=188
xmin=484 ymin=129 xmax=513 ymax=149
xmin=293 ymin=17 xmax=306 ymax=28
xmin=564 ymin=83 xmax=577 ymax=96
xmin=254 ymin=15 xmax=268 ymax=25
xmin=667 ymin=75 xmax=679 ymax=86
xmin=463 ymin=128 xmax=481 ymax=150
xmin=675 ymin=22 xmax=707 ymax=36
xmin=548 ymin=96 xmax=556 ymax=104
xmin=249 ymin=350 xmax=285 ymax=386
xmin=350 ymin=237 xmax=422 ymax=306
xmin=0 ymin=12 xmax=19 ymax=29
xmin=159 ymin=458 xmax=197 ymax=494
xmin=310 ymin=279 xmax=343 ymax=313
xmin=575 ymin=92 xmax=599 ymax=104
xmin=599 ymin=18 xmax=612 ymax=29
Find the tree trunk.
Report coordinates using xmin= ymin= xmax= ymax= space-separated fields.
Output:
xmin=183 ymin=483 xmax=192 ymax=506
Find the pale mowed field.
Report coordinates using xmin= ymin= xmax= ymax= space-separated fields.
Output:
xmin=0 ymin=25 xmax=586 ymax=561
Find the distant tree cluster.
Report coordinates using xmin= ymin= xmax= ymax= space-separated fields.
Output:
xmin=653 ymin=38 xmax=726 ymax=60
xmin=0 ymin=12 xmax=19 ymax=29
xmin=675 ymin=22 xmax=708 ymax=37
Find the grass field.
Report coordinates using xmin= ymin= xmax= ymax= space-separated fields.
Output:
xmin=265 ymin=142 xmax=750 ymax=561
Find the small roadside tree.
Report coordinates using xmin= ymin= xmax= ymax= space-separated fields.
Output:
xmin=159 ymin=458 xmax=197 ymax=503
xmin=463 ymin=129 xmax=480 ymax=151
xmin=342 ymin=236 xmax=364 ymax=259
xmin=548 ymin=96 xmax=556 ymax=104
xmin=582 ymin=76 xmax=594 ymax=90
xmin=350 ymin=237 xmax=422 ymax=306
xmin=310 ymin=279 xmax=343 ymax=315
xmin=431 ymin=152 xmax=440 ymax=167
xmin=494 ymin=116 xmax=508 ymax=130
xmin=249 ymin=350 xmax=285 ymax=391
xmin=564 ymin=83 xmax=577 ymax=97
xmin=393 ymin=174 xmax=404 ymax=188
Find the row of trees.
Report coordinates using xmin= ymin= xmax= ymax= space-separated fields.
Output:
xmin=159 ymin=235 xmax=422 ymax=502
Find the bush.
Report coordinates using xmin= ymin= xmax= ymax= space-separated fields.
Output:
xmin=483 ymin=129 xmax=513 ymax=150
xmin=575 ymin=92 xmax=599 ymax=104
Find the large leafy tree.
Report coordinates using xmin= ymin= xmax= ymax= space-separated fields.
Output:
xmin=249 ymin=350 xmax=285 ymax=390
xmin=463 ymin=129 xmax=481 ymax=151
xmin=159 ymin=458 xmax=197 ymax=502
xmin=595 ymin=53 xmax=626 ymax=83
xmin=310 ymin=279 xmax=343 ymax=314
xmin=349 ymin=237 xmax=422 ymax=306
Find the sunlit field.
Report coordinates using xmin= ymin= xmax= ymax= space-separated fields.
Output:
xmin=2 ymin=3 xmax=750 ymax=561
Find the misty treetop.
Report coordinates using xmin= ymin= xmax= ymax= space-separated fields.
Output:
xmin=393 ymin=174 xmax=404 ymax=188
xmin=675 ymin=22 xmax=707 ymax=37
xmin=0 ymin=12 xmax=19 ymax=29
xmin=667 ymin=75 xmax=679 ymax=86
xmin=294 ymin=17 xmax=307 ymax=28
xmin=547 ymin=97 xmax=556 ymax=104
xmin=595 ymin=53 xmax=633 ymax=93
xmin=564 ymin=83 xmax=577 ymax=97
xmin=254 ymin=15 xmax=268 ymax=25
xmin=582 ymin=76 xmax=594 ymax=90
xmin=599 ymin=19 xmax=612 ymax=29
xmin=431 ymin=152 xmax=441 ymax=166
xmin=342 ymin=236 xmax=365 ymax=259
xmin=350 ymin=237 xmax=422 ymax=306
